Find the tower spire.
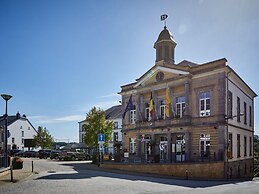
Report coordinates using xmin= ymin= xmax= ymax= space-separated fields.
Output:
xmin=154 ymin=17 xmax=177 ymax=65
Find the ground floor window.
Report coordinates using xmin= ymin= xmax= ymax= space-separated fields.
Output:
xmin=200 ymin=134 xmax=210 ymax=158
xmin=129 ymin=138 xmax=136 ymax=154
xmin=228 ymin=133 xmax=233 ymax=159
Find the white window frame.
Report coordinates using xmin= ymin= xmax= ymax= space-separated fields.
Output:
xmin=130 ymin=109 xmax=136 ymax=124
xmin=199 ymin=134 xmax=211 ymax=157
xmin=176 ymin=96 xmax=185 ymax=118
xmin=160 ymin=100 xmax=166 ymax=120
xmin=199 ymin=91 xmax=211 ymax=117
xmin=114 ymin=122 xmax=118 ymax=129
xmin=129 ymin=138 xmax=136 ymax=154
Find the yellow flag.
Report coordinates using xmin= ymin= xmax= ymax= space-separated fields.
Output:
xmin=149 ymin=93 xmax=153 ymax=120
xmin=165 ymin=88 xmax=171 ymax=117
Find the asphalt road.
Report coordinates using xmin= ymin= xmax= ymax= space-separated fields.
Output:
xmin=0 ymin=158 xmax=259 ymax=194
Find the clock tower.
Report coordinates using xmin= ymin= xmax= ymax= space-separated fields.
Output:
xmin=154 ymin=26 xmax=177 ymax=65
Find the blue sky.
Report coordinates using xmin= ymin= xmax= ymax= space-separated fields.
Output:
xmin=0 ymin=0 xmax=258 ymax=142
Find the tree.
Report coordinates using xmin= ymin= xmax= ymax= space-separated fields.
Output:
xmin=33 ymin=126 xmax=54 ymax=149
xmin=84 ymin=107 xmax=113 ymax=148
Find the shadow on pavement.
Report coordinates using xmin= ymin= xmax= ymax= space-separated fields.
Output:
xmin=35 ymin=161 xmax=240 ymax=188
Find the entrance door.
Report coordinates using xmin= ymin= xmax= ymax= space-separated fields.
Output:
xmin=176 ymin=135 xmax=185 ymax=162
xmin=159 ymin=136 xmax=168 ymax=161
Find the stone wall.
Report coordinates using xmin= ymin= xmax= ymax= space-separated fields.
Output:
xmin=101 ymin=162 xmax=225 ymax=179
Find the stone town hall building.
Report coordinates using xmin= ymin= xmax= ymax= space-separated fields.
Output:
xmin=119 ymin=25 xmax=257 ymax=179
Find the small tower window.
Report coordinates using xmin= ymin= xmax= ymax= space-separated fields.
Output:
xmin=157 ymin=46 xmax=162 ymax=61
xmin=165 ymin=45 xmax=169 ymax=60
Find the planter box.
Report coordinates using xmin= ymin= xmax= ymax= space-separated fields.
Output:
xmin=12 ymin=160 xmax=23 ymax=170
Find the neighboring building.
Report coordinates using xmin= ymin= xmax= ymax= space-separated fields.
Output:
xmin=0 ymin=112 xmax=37 ymax=151
xmin=78 ymin=119 xmax=86 ymax=144
xmin=105 ymin=105 xmax=123 ymax=154
xmin=119 ymin=25 xmax=257 ymax=179
xmin=79 ymin=105 xmax=122 ymax=154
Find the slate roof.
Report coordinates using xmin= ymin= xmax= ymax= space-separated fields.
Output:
xmin=0 ymin=113 xmax=37 ymax=132
xmin=105 ymin=105 xmax=122 ymax=120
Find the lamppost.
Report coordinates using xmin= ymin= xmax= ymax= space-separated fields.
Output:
xmin=1 ymin=94 xmax=12 ymax=168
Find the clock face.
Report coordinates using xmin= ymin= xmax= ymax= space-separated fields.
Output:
xmin=156 ymin=72 xmax=164 ymax=82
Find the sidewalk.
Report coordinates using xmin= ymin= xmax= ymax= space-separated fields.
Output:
xmin=0 ymin=163 xmax=33 ymax=186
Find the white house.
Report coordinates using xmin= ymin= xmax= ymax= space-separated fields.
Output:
xmin=0 ymin=112 xmax=37 ymax=151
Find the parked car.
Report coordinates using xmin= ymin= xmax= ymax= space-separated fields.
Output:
xmin=8 ymin=149 xmax=22 ymax=157
xmin=50 ymin=150 xmax=61 ymax=160
xmin=23 ymin=150 xmax=37 ymax=158
xmin=38 ymin=149 xmax=52 ymax=159
xmin=58 ymin=149 xmax=91 ymax=161
xmin=14 ymin=150 xmax=24 ymax=157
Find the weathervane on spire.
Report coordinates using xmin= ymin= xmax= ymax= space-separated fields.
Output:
xmin=161 ymin=14 xmax=168 ymax=27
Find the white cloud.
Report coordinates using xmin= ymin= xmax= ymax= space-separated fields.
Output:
xmin=54 ymin=115 xmax=85 ymax=122
xmin=98 ymin=93 xmax=120 ymax=98
xmin=94 ymin=100 xmax=120 ymax=110
xmin=29 ymin=114 xmax=85 ymax=124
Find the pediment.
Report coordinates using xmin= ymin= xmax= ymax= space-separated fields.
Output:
xmin=134 ymin=65 xmax=189 ymax=88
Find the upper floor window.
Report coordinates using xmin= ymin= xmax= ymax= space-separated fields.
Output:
xmin=227 ymin=91 xmax=233 ymax=118
xmin=130 ymin=105 xmax=136 ymax=124
xmin=12 ymin=137 xmax=15 ymax=144
xmin=20 ymin=126 xmax=22 ymax=129
xmin=199 ymin=91 xmax=211 ymax=117
xmin=114 ymin=132 xmax=119 ymax=142
xmin=160 ymin=100 xmax=166 ymax=120
xmin=21 ymin=131 xmax=24 ymax=137
xmin=82 ymin=124 xmax=86 ymax=132
xmin=249 ymin=106 xmax=252 ymax=126
xmin=244 ymin=102 xmax=247 ymax=125
xmin=176 ymin=96 xmax=185 ymax=118
xmin=114 ymin=122 xmax=118 ymax=129
xmin=237 ymin=97 xmax=240 ymax=122
xmin=145 ymin=103 xmax=150 ymax=121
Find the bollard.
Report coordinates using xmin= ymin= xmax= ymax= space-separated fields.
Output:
xmin=185 ymin=169 xmax=188 ymax=180
xmin=32 ymin=160 xmax=34 ymax=172
xmin=10 ymin=165 xmax=13 ymax=182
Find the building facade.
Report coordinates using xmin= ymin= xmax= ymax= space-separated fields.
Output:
xmin=79 ymin=105 xmax=123 ymax=154
xmin=0 ymin=112 xmax=37 ymax=151
xmin=119 ymin=26 xmax=257 ymax=179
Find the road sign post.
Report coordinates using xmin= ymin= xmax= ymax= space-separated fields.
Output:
xmin=98 ymin=134 xmax=105 ymax=166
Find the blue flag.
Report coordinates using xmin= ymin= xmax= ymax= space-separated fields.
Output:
xmin=122 ymin=95 xmax=133 ymax=119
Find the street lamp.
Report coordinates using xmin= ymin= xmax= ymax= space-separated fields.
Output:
xmin=1 ymin=94 xmax=12 ymax=168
